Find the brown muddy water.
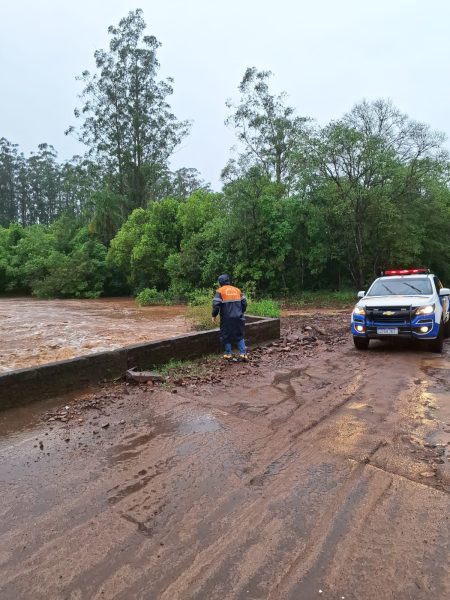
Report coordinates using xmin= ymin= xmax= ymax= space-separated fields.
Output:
xmin=0 ymin=298 xmax=189 ymax=372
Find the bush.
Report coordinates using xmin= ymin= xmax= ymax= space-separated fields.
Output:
xmin=247 ymin=298 xmax=280 ymax=318
xmin=136 ymin=287 xmax=171 ymax=306
xmin=186 ymin=303 xmax=216 ymax=331
xmin=187 ymin=288 xmax=213 ymax=306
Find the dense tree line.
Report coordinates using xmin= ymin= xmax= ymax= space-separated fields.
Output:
xmin=1 ymin=9 xmax=450 ymax=299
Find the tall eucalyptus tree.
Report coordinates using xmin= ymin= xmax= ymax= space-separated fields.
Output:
xmin=68 ymin=9 xmax=190 ymax=212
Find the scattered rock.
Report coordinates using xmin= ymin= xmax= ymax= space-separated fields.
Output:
xmin=419 ymin=470 xmax=435 ymax=478
xmin=436 ymin=464 xmax=450 ymax=485
xmin=126 ymin=368 xmax=165 ymax=383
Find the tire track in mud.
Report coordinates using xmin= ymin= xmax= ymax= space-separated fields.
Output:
xmin=261 ymin=351 xmax=368 ymax=437
xmin=234 ymin=346 xmax=450 ymax=504
xmin=150 ymin=350 xmax=389 ymax=599
xmin=153 ymin=438 xmax=393 ymax=600
xmin=269 ymin=462 xmax=394 ymax=599
xmin=156 ymin=447 xmax=321 ymax=600
xmin=122 ymin=346 xmax=450 ymax=598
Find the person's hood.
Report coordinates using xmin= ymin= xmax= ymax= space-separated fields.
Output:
xmin=218 ymin=274 xmax=230 ymax=286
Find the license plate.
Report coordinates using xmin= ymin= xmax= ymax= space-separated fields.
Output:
xmin=377 ymin=327 xmax=398 ymax=335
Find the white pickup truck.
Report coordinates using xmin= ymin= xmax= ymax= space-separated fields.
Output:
xmin=351 ymin=269 xmax=450 ymax=353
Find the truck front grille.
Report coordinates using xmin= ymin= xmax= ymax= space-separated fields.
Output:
xmin=365 ymin=306 xmax=411 ymax=326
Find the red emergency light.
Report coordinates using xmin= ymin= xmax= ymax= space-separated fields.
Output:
xmin=382 ymin=268 xmax=429 ymax=276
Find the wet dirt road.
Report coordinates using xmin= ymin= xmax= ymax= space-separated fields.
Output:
xmin=0 ymin=298 xmax=189 ymax=372
xmin=1 ymin=315 xmax=450 ymax=599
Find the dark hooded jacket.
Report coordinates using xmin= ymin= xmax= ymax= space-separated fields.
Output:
xmin=212 ymin=275 xmax=247 ymax=343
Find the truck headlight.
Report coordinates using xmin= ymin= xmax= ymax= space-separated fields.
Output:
xmin=415 ymin=304 xmax=435 ymax=315
xmin=353 ymin=306 xmax=365 ymax=316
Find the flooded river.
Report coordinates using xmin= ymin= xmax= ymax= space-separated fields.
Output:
xmin=0 ymin=297 xmax=189 ymax=372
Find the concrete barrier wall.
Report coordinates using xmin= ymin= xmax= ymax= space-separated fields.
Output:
xmin=0 ymin=316 xmax=280 ymax=410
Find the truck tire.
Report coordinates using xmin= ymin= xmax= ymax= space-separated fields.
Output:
xmin=444 ymin=317 xmax=450 ymax=339
xmin=429 ymin=325 xmax=444 ymax=353
xmin=353 ymin=336 xmax=369 ymax=350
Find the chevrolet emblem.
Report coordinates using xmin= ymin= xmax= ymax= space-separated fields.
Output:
xmin=383 ymin=311 xmax=395 ymax=316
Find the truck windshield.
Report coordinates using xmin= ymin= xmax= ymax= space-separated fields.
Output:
xmin=368 ymin=278 xmax=433 ymax=296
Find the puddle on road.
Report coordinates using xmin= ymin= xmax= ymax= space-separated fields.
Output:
xmin=421 ymin=358 xmax=450 ymax=370
xmin=418 ymin=360 xmax=450 ymax=452
xmin=176 ymin=440 xmax=198 ymax=457
xmin=0 ymin=387 xmax=92 ymax=444
xmin=177 ymin=414 xmax=222 ymax=436
xmin=109 ymin=417 xmax=178 ymax=466
xmin=0 ymin=297 xmax=189 ymax=373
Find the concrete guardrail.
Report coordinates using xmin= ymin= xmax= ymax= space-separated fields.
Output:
xmin=0 ymin=315 xmax=280 ymax=410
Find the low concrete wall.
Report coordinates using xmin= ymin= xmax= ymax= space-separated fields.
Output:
xmin=0 ymin=316 xmax=280 ymax=410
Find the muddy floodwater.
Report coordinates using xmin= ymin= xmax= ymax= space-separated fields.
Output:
xmin=0 ymin=297 xmax=189 ymax=372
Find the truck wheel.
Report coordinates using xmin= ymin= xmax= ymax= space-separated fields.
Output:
xmin=353 ymin=336 xmax=369 ymax=350
xmin=444 ymin=318 xmax=450 ymax=339
xmin=430 ymin=326 xmax=444 ymax=353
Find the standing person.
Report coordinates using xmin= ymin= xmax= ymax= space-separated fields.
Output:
xmin=212 ymin=274 xmax=248 ymax=361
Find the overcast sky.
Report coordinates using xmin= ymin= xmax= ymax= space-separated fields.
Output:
xmin=1 ymin=0 xmax=449 ymax=188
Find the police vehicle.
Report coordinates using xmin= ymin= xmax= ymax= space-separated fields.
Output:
xmin=351 ymin=269 xmax=450 ymax=353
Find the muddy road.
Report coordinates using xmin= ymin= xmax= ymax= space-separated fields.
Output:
xmin=1 ymin=314 xmax=450 ymax=599
xmin=0 ymin=298 xmax=189 ymax=372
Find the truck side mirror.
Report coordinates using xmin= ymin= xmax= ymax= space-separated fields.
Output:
xmin=357 ymin=291 xmax=365 ymax=299
xmin=439 ymin=288 xmax=450 ymax=296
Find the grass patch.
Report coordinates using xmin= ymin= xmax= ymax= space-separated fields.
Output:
xmin=157 ymin=358 xmax=195 ymax=377
xmin=155 ymin=355 xmax=221 ymax=380
xmin=186 ymin=303 xmax=216 ymax=331
xmin=247 ymin=298 xmax=280 ymax=318
xmin=186 ymin=296 xmax=280 ymax=330
xmin=283 ymin=290 xmax=355 ymax=308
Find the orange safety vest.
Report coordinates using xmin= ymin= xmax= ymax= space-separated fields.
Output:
xmin=218 ymin=285 xmax=241 ymax=302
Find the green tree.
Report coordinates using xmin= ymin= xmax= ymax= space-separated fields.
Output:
xmin=87 ymin=187 xmax=126 ymax=245
xmin=69 ymin=8 xmax=190 ymax=211
xmin=108 ymin=198 xmax=181 ymax=292
xmin=31 ymin=227 xmax=108 ymax=298
xmin=303 ymin=99 xmax=447 ymax=286
xmin=166 ymin=190 xmax=225 ymax=292
xmin=59 ymin=156 xmax=101 ymax=218
xmin=0 ymin=223 xmax=24 ymax=291
xmin=221 ymin=168 xmax=294 ymax=293
xmin=0 ymin=138 xmax=20 ymax=226
xmin=26 ymin=144 xmax=61 ymax=225
xmin=224 ymin=68 xmax=309 ymax=191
